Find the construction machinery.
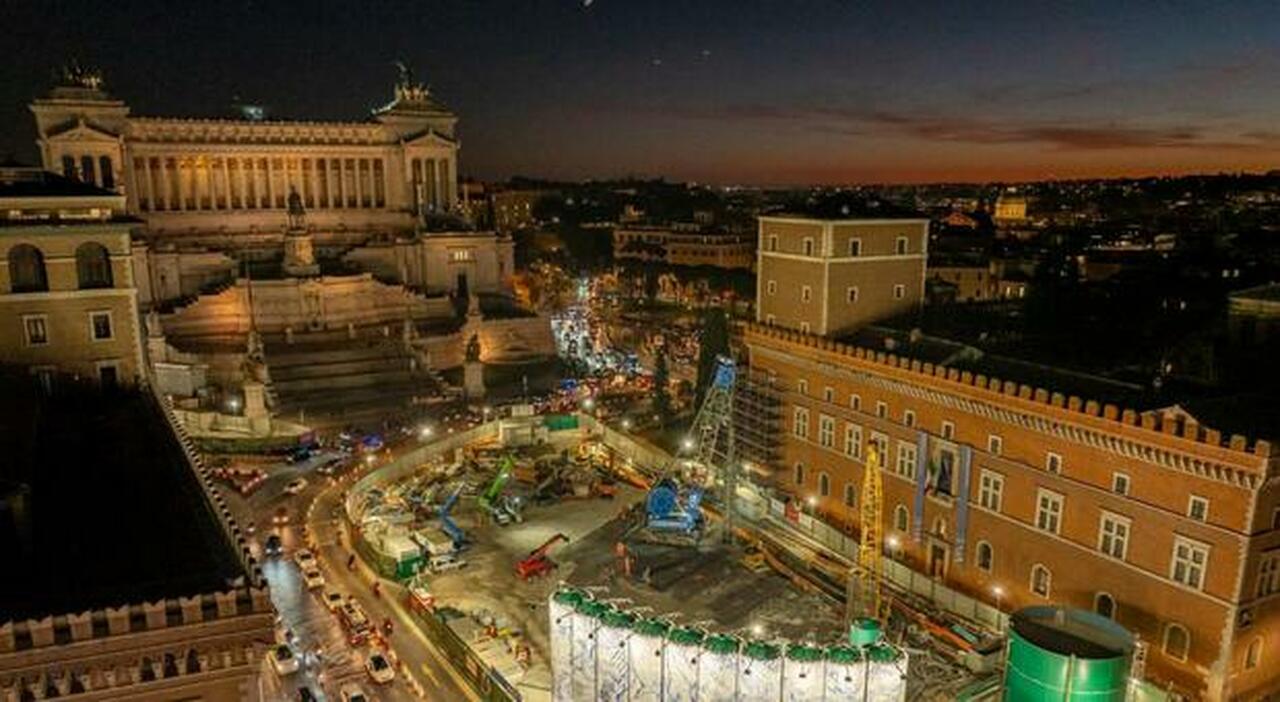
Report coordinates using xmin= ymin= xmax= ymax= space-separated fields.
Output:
xmin=477 ymin=456 xmax=523 ymax=525
xmin=849 ymin=445 xmax=884 ymax=622
xmin=438 ymin=484 xmax=467 ymax=549
xmin=687 ymin=355 xmax=738 ymax=541
xmin=515 ymin=533 xmax=569 ymax=580
xmin=632 ymin=478 xmax=705 ymax=546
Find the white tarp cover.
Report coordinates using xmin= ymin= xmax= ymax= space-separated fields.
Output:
xmin=628 ymin=633 xmax=665 ymax=702
xmin=698 ymin=648 xmax=738 ymax=701
xmin=549 ymin=598 xmax=575 ymax=702
xmin=596 ymin=623 xmax=631 ymax=701
xmin=823 ymin=660 xmax=865 ymax=700
xmin=782 ymin=658 xmax=824 ymax=702
xmin=868 ymin=653 xmax=909 ymax=701
xmin=570 ymin=612 xmax=600 ymax=702
xmin=737 ymin=655 xmax=783 ymax=701
xmin=664 ymin=641 xmax=700 ymax=702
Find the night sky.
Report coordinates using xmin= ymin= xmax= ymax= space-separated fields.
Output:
xmin=2 ymin=0 xmax=1278 ymax=185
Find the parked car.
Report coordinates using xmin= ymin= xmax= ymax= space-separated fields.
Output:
xmin=284 ymin=478 xmax=308 ymax=495
xmin=339 ymin=683 xmax=370 ymax=702
xmin=303 ymin=568 xmax=325 ymax=590
xmin=273 ymin=506 xmax=290 ymax=525
xmin=365 ymin=651 xmax=395 ymax=684
xmin=322 ymin=590 xmax=345 ymax=612
xmin=263 ymin=534 xmax=283 ymax=556
xmin=271 ymin=644 xmax=299 ymax=676
xmin=293 ymin=549 xmax=316 ymax=569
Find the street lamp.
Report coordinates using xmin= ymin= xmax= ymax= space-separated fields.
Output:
xmin=419 ymin=426 xmax=434 ymax=440
xmin=226 ymin=397 xmax=241 ymax=414
xmin=992 ymin=584 xmax=1005 ymax=611
xmin=583 ymin=397 xmax=596 ymax=411
xmin=681 ymin=437 xmax=694 ymax=452
xmin=621 ymin=418 xmax=632 ymax=430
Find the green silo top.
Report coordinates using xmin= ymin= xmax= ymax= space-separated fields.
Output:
xmin=576 ymin=601 xmax=612 ymax=618
xmin=602 ymin=610 xmax=637 ymax=628
xmin=849 ymin=617 xmax=881 ymax=648
xmin=744 ymin=641 xmax=781 ymax=660
xmin=553 ymin=589 xmax=587 ymax=607
xmin=667 ymin=626 xmax=706 ymax=645
xmin=826 ymin=645 xmax=862 ymax=664
xmin=786 ymin=644 xmax=825 ymax=662
xmin=703 ymin=634 xmax=741 ymax=654
xmin=868 ymin=644 xmax=899 ymax=663
xmin=634 ymin=618 xmax=672 ymax=637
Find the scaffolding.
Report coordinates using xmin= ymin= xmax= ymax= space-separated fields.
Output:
xmin=731 ymin=367 xmax=783 ymax=474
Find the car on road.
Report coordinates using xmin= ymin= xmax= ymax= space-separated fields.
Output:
xmin=322 ymin=590 xmax=345 ymax=612
xmin=284 ymin=477 xmax=308 ymax=495
xmin=293 ymin=549 xmax=316 ymax=569
xmin=338 ymin=682 xmax=370 ymax=702
xmin=264 ymin=534 xmax=283 ymax=556
xmin=273 ymin=505 xmax=290 ymax=526
xmin=302 ymin=568 xmax=325 ymax=590
xmin=316 ymin=457 xmax=343 ymax=476
xmin=270 ymin=644 xmax=299 ymax=676
xmin=338 ymin=601 xmax=373 ymax=645
xmin=365 ymin=651 xmax=395 ymax=684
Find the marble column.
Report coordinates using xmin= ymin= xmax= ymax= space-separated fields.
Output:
xmin=355 ymin=159 xmax=366 ymax=208
xmin=143 ymin=157 xmax=156 ymax=212
xmin=222 ymin=157 xmax=232 ymax=209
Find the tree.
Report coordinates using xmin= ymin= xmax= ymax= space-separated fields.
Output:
xmin=694 ymin=306 xmax=731 ymax=409
xmin=652 ymin=346 xmax=672 ymax=425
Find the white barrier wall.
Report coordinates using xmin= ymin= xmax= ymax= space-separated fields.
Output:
xmin=550 ymin=590 xmax=908 ymax=702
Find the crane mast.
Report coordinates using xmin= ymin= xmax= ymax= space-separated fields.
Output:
xmin=689 ymin=355 xmax=738 ymax=542
xmin=850 ymin=444 xmax=884 ymax=622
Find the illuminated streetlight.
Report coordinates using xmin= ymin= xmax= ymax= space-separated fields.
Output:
xmin=806 ymin=495 xmax=818 ymax=508
xmin=750 ymin=623 xmax=764 ymax=637
xmin=992 ymin=584 xmax=1005 ymax=611
xmin=621 ymin=419 xmax=632 ymax=430
xmin=419 ymin=426 xmax=434 ymax=440
xmin=583 ymin=397 xmax=596 ymax=411
xmin=227 ymin=397 xmax=241 ymax=413
xmin=681 ymin=437 xmax=694 ymax=451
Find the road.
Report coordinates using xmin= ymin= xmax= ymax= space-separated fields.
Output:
xmin=225 ymin=451 xmax=476 ymax=702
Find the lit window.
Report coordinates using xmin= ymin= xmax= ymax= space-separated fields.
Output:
xmin=1112 ymin=472 xmax=1130 ymax=496
xmin=844 ymin=423 xmax=863 ymax=458
xmin=941 ymin=421 xmax=955 ymax=440
xmin=893 ymin=284 xmax=906 ymax=299
xmin=988 ymin=434 xmax=1003 ymax=455
xmin=23 ymin=315 xmax=49 ymax=346
xmin=1162 ymin=623 xmax=1190 ymax=661
xmin=847 ymin=286 xmax=859 ymax=303
xmin=975 ymin=541 xmax=993 ymax=572
xmin=448 ymin=249 xmax=474 ymax=262
xmin=766 ymin=280 xmax=777 ymax=295
xmin=1256 ymin=554 xmax=1280 ymax=597
xmin=894 ymin=504 xmax=909 ymax=532
xmin=903 ymin=409 xmax=916 ymax=427
xmin=818 ymin=414 xmax=835 ymax=448
xmin=792 ymin=406 xmax=810 ymax=439
xmin=89 ymin=311 xmax=113 ymax=341
xmin=895 ymin=443 xmax=917 ymax=480
xmin=843 ymin=483 xmax=856 ymax=508
xmin=1035 ymin=489 xmax=1063 ymax=534
xmin=801 ymin=285 xmax=812 ymax=302
xmin=1046 ymin=452 xmax=1062 ymax=474
xmin=1188 ymin=496 xmax=1209 ymax=522
xmin=848 ymin=239 xmax=862 ymax=256
xmin=818 ymin=472 xmax=830 ymax=497
xmin=895 ymin=236 xmax=908 ymax=255
xmin=1171 ymin=537 xmax=1209 ymax=590
xmin=1099 ymin=512 xmax=1130 ymax=560
xmin=1031 ymin=564 xmax=1052 ymax=598
xmin=1094 ymin=593 xmax=1116 ymax=620
xmin=978 ymin=470 xmax=1004 ymax=512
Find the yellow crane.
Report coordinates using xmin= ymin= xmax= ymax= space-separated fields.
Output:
xmin=848 ymin=444 xmax=884 ymax=622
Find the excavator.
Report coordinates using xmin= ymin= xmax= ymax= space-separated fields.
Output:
xmin=515 ymin=533 xmax=569 ymax=580
xmin=438 ymin=484 xmax=467 ymax=549
xmin=476 ymin=456 xmax=523 ymax=526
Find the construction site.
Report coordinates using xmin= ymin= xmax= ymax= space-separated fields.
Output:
xmin=343 ymin=356 xmax=1148 ymax=701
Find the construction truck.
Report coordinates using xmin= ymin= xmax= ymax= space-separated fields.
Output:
xmin=477 ymin=456 xmax=523 ymax=526
xmin=627 ymin=478 xmax=704 ymax=546
xmin=515 ymin=533 xmax=569 ymax=580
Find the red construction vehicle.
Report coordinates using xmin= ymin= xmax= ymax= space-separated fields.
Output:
xmin=515 ymin=533 xmax=569 ymax=580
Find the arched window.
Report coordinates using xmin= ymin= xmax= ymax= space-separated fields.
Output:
xmin=81 ymin=155 xmax=96 ymax=185
xmin=1094 ymin=592 xmax=1116 ymax=620
xmin=975 ymin=541 xmax=993 ymax=572
xmin=61 ymin=155 xmax=77 ymax=179
xmin=932 ymin=517 xmax=948 ymax=538
xmin=793 ymin=462 xmax=805 ymax=486
xmin=1162 ymin=623 xmax=1190 ymax=662
xmin=818 ymin=472 xmax=830 ymax=497
xmin=1031 ymin=564 xmax=1052 ymax=598
xmin=843 ymin=483 xmax=856 ymax=508
xmin=99 ymin=155 xmax=115 ymax=189
xmin=894 ymin=504 xmax=909 ymax=532
xmin=1245 ymin=637 xmax=1262 ymax=670
xmin=75 ymin=242 xmax=113 ymax=289
xmin=8 ymin=244 xmax=48 ymax=292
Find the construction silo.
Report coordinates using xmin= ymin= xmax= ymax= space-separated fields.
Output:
xmin=1003 ymin=606 xmax=1134 ymax=702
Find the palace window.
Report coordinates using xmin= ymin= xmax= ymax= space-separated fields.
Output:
xmin=818 ymin=414 xmax=835 ymax=448
xmin=843 ymin=483 xmax=856 ymax=508
xmin=1098 ymin=512 xmax=1130 ymax=560
xmin=903 ymin=409 xmax=916 ymax=427
xmin=98 ymin=155 xmax=114 ymax=189
xmin=823 ymin=386 xmax=834 ymax=402
xmin=23 ymin=315 xmax=48 ymax=346
xmin=1162 ymin=623 xmax=1190 ymax=662
xmin=975 ymin=541 xmax=993 ymax=572
xmin=766 ymin=280 xmax=777 ymax=295
xmin=988 ymin=434 xmax=1003 ymax=455
xmin=61 ymin=155 xmax=76 ymax=179
xmin=818 ymin=472 xmax=830 ymax=497
xmin=869 ymin=431 xmax=889 ymax=461
xmin=1035 ymin=489 xmax=1063 ymax=534
xmin=895 ymin=236 xmax=909 ymax=255
xmin=849 ymin=394 xmax=862 ymax=411
xmin=895 ymin=443 xmax=917 ymax=480
xmin=798 ymin=379 xmax=808 ymax=395
xmin=89 ymin=311 xmax=113 ymax=341
xmin=876 ymin=401 xmax=888 ymax=418
xmin=8 ymin=243 xmax=48 ymax=293
xmin=894 ymin=504 xmax=909 ymax=532
xmin=844 ymin=423 xmax=862 ymax=458
xmin=893 ymin=284 xmax=906 ymax=299
xmin=1171 ymin=536 xmax=1209 ymax=590
xmin=978 ymin=470 xmax=1004 ymax=512
xmin=1094 ymin=593 xmax=1116 ymax=620
xmin=1188 ymin=495 xmax=1209 ymax=522
xmin=848 ymin=239 xmax=862 ymax=256
xmin=1112 ymin=472 xmax=1130 ymax=496
xmin=75 ymin=242 xmax=113 ymax=289
xmin=767 ymin=235 xmax=778 ymax=252
xmin=1031 ymin=564 xmax=1052 ymax=598
xmin=449 ymin=249 xmax=474 ymax=262
xmin=1256 ymin=554 xmax=1280 ymax=597
xmin=1046 ymin=452 xmax=1062 ymax=474
xmin=802 ymin=237 xmax=814 ymax=256
xmin=792 ymin=406 xmax=810 ymax=439
xmin=847 ymin=286 xmax=859 ymax=303
xmin=801 ymin=285 xmax=812 ymax=302
xmin=794 ymin=462 xmax=805 ymax=486
xmin=941 ymin=420 xmax=955 ymax=439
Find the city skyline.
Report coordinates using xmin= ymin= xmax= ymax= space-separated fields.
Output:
xmin=3 ymin=1 xmax=1279 ymax=185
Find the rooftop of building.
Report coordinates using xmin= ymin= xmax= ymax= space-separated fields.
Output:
xmin=0 ymin=373 xmax=246 ymax=622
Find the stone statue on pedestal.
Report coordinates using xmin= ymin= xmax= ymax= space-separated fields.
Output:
xmin=283 ymin=187 xmax=320 ymax=276
xmin=286 ymin=187 xmax=306 ymax=230
xmin=463 ymin=332 xmax=485 ymax=399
